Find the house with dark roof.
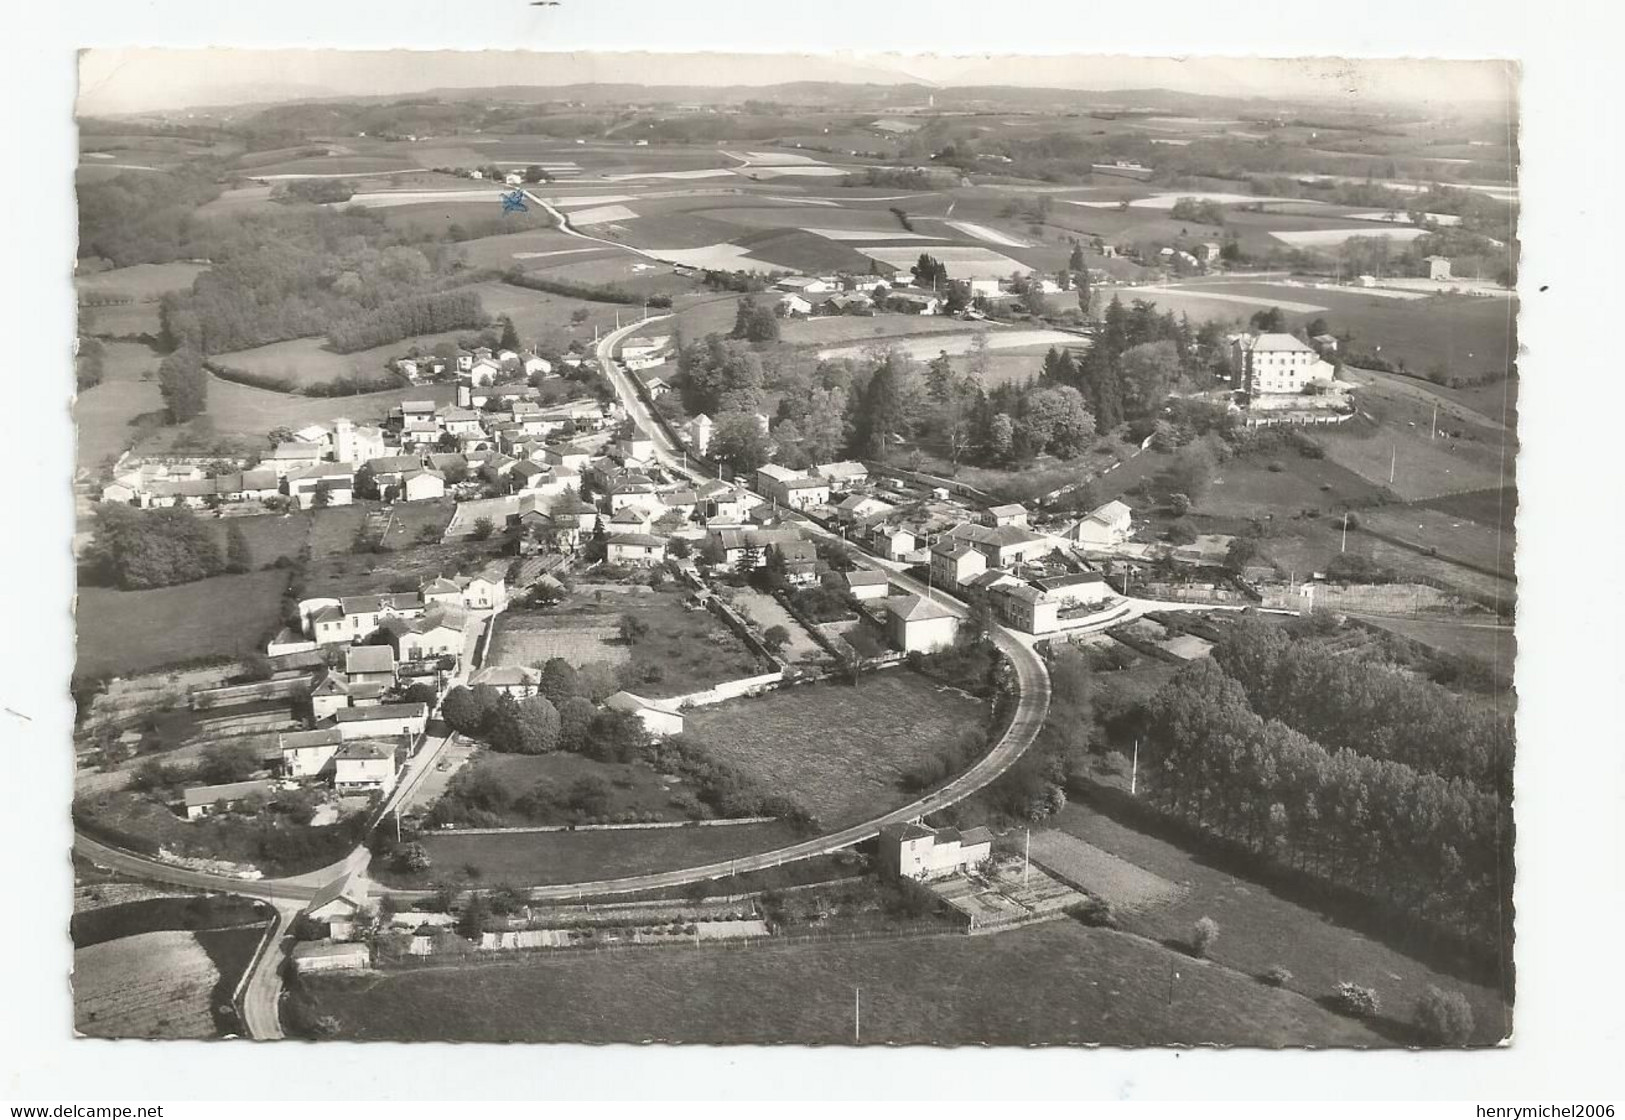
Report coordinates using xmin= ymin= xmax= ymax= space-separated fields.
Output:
xmin=331 ymin=702 xmax=428 ymax=741
xmin=606 ymin=532 xmax=667 ymax=567
xmin=182 ymin=779 xmax=277 ymax=821
xmin=280 ymin=727 xmax=346 ymax=778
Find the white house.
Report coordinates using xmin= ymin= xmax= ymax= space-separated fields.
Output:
xmin=606 ymin=532 xmax=667 ymax=567
xmin=332 ymin=702 xmax=428 ymax=741
xmin=844 ymin=569 xmax=891 ymax=601
xmin=401 ymin=469 xmax=447 ymax=502
xmin=778 ymin=293 xmax=813 ymax=317
xmin=280 ymin=728 xmax=345 ymax=779
xmin=879 ymin=822 xmax=993 ymax=881
xmin=604 ymin=691 xmax=684 ymax=738
xmin=984 ymin=502 xmax=1028 ymax=528
xmin=285 ymin=463 xmax=355 ymax=509
xmin=1072 ymin=499 xmax=1134 ymax=548
xmin=1231 ymin=333 xmax=1335 ymax=397
xmin=813 ymin=461 xmax=869 ymax=491
xmin=264 ymin=442 xmax=325 ymax=479
xmin=884 ymin=594 xmax=959 ymax=653
xmin=686 ymin=413 xmax=714 ymax=456
xmin=332 ymin=742 xmax=398 ymax=796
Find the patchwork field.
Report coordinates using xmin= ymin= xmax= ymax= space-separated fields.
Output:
xmin=196 ymin=376 xmax=457 ymax=440
xmin=683 ymin=670 xmax=989 ymax=827
xmin=861 ymin=244 xmax=1031 ymax=279
xmin=75 ymin=340 xmax=166 ymax=472
xmin=77 ymin=262 xmax=207 ymax=302
xmin=307 ymin=919 xmax=1383 ymax=1046
xmin=440 ymin=749 xmax=697 ymax=826
xmin=487 ymin=613 xmax=631 ymax=669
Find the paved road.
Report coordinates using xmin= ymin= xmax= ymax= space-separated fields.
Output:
xmin=237 ymin=902 xmax=300 ymax=1040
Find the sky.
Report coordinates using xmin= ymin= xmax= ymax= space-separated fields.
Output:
xmin=76 ymin=48 xmax=1517 ymax=117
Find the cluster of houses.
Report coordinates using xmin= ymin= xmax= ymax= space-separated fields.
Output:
xmin=100 ymin=345 xmax=611 ymax=511
xmin=766 ymin=271 xmax=1089 ymax=321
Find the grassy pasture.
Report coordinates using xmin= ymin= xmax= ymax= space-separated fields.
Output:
xmin=77 ymin=262 xmax=207 ymax=302
xmin=455 ymin=228 xmax=626 ymax=271
xmin=82 ymin=301 xmax=162 ymax=338
xmin=197 ymin=377 xmax=456 ymax=440
xmin=779 ymin=313 xmax=982 ymax=347
xmin=1052 ymin=802 xmax=1512 ymax=1045
xmin=727 ymin=228 xmax=884 ymax=273
xmin=683 ymin=670 xmax=989 ymax=828
xmin=76 ymin=568 xmax=289 ymax=677
xmin=307 ymin=918 xmax=1383 ymax=1045
xmin=212 ymin=335 xmax=408 ymax=387
xmin=436 ymin=750 xmax=694 ymax=826
xmin=75 ymin=341 xmax=167 ymax=472
xmin=243 ymin=155 xmax=418 ymax=178
xmin=398 ymin=819 xmax=802 ymax=888
xmin=74 ymin=930 xmax=222 ymax=1039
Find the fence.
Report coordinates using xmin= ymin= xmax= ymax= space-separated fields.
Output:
xmin=666 ymin=670 xmax=785 ymax=710
xmin=867 ymin=462 xmax=996 ymax=505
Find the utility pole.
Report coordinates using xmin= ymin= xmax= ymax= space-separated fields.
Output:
xmin=1431 ymin=402 xmax=1438 ymax=440
xmin=1024 ymin=828 xmax=1031 ymax=887
xmin=1389 ymin=445 xmax=1396 ymax=486
xmin=854 ymin=986 xmax=861 ymax=1043
xmin=1341 ymin=511 xmax=1349 ymax=553
xmin=1131 ymin=739 xmax=1139 ymax=796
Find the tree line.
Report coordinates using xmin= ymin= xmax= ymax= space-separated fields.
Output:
xmin=1209 ymin=615 xmax=1512 ymax=792
xmin=325 ymin=289 xmax=487 ymax=353
xmin=504 ymin=270 xmax=673 ymax=308
xmin=1141 ymin=648 xmax=1510 ymax=953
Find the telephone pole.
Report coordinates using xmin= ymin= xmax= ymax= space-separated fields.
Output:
xmin=1341 ymin=511 xmax=1350 ymax=552
xmin=854 ymin=987 xmax=861 ymax=1043
xmin=1131 ymin=739 xmax=1140 ymax=796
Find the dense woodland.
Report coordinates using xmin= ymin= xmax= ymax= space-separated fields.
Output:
xmin=1139 ymin=617 xmax=1513 ymax=955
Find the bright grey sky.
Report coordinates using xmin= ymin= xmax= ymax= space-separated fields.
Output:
xmin=77 ymin=48 xmax=1516 ymax=117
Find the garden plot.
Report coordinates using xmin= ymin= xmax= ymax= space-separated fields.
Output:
xmin=74 ymin=930 xmax=220 ymax=1039
xmin=487 ymin=614 xmax=631 ymax=669
xmin=726 ymin=588 xmax=823 ymax=663
xmin=943 ymin=220 xmax=1031 ymax=248
xmin=861 ymin=245 xmax=1030 ymax=280
xmin=1026 ymin=830 xmax=1186 ymax=913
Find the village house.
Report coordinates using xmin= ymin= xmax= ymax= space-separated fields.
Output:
xmin=844 ymin=569 xmax=891 ymax=601
xmin=685 ymin=413 xmax=714 ymax=456
xmin=871 ymin=524 xmax=918 ymax=562
xmin=344 ymin=645 xmax=397 ymax=687
xmin=777 ymin=293 xmax=813 ymax=317
xmin=837 ymin=494 xmax=893 ymax=524
xmin=606 ymin=532 xmax=668 ymax=567
xmin=308 ymin=673 xmax=355 ymax=722
xmin=382 ymin=608 xmax=466 ymax=661
xmin=604 ymin=691 xmax=684 ymax=738
xmin=280 ymin=727 xmax=345 ymax=779
xmin=940 ymin=521 xmax=1053 ymax=568
xmin=332 ymin=741 xmax=399 ymax=796
xmin=988 ymin=571 xmax=1111 ymax=635
xmin=884 ymin=594 xmax=959 ymax=653
xmin=304 ymin=871 xmax=371 ymax=941
xmin=636 ymin=369 xmax=672 ymax=398
xmin=401 ymin=468 xmax=446 ymax=502
xmin=468 ymin=664 xmax=541 ymax=698
xmin=1072 ymin=499 xmax=1135 ymax=548
xmin=330 ymin=592 xmax=426 ymax=642
xmin=285 ymin=462 xmax=356 ymax=509
xmin=332 ymin=418 xmax=389 ymax=466
xmin=182 ymin=779 xmax=277 ymax=821
xmin=984 ymin=502 xmax=1029 ymax=528
xmin=931 ymin=539 xmax=988 ymax=590
xmin=331 ymin=702 xmax=429 ymax=742
xmin=879 ymin=822 xmax=994 ymax=881
xmin=400 ymin=400 xmax=438 ymax=427
xmin=264 ymin=442 xmax=325 ymax=478
xmin=814 ymin=461 xmax=869 ymax=491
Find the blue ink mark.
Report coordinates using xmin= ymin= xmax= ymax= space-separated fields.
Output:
xmin=501 ymin=190 xmax=528 ymax=214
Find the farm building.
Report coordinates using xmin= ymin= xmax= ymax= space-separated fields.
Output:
xmin=604 ymin=690 xmax=684 ymax=738
xmin=814 ymin=461 xmax=869 ymax=490
xmin=285 ymin=463 xmax=356 ymax=510
xmin=182 ymin=779 xmax=278 ymax=821
xmin=984 ymin=503 xmax=1029 ymax=528
xmin=844 ymin=569 xmax=891 ymax=601
xmin=305 ymin=871 xmax=371 ymax=941
xmin=988 ymin=572 xmax=1111 ymax=635
xmin=884 ymin=594 xmax=959 ymax=654
xmin=879 ymin=822 xmax=993 ymax=881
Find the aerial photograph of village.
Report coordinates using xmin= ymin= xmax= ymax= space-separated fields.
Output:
xmin=67 ymin=48 xmax=1518 ymax=1048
